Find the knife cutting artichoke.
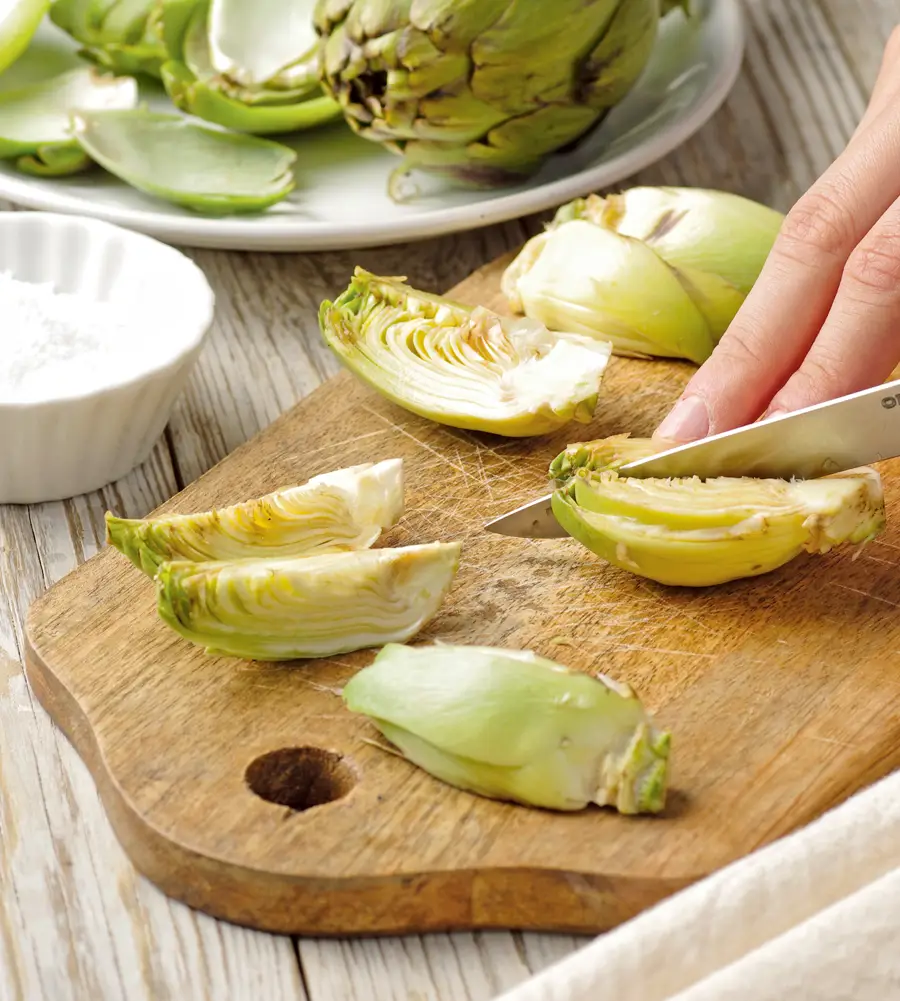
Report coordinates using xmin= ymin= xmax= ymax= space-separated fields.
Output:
xmin=106 ymin=459 xmax=404 ymax=575
xmin=344 ymin=643 xmax=671 ymax=814
xmin=156 ymin=542 xmax=460 ymax=660
xmin=551 ymin=436 xmax=886 ymax=587
xmin=504 ymin=187 xmax=784 ymax=362
xmin=319 ymin=269 xmax=612 ymax=437
xmin=314 ymin=0 xmax=676 ymax=199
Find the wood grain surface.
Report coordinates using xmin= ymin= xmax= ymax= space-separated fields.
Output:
xmin=24 ymin=247 xmax=900 ymax=936
xmin=3 ymin=1 xmax=899 ymax=997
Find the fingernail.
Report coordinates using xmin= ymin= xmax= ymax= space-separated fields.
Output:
xmin=764 ymin=408 xmax=787 ymax=421
xmin=656 ymin=395 xmax=710 ymax=443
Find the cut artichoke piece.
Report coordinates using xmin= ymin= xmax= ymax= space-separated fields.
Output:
xmin=550 ymin=442 xmax=885 ymax=586
xmin=549 ymin=433 xmax=667 ymax=486
xmin=315 ymin=0 xmax=662 ymax=199
xmin=343 ymin=643 xmax=671 ymax=814
xmin=0 ymin=68 xmax=138 ymax=176
xmin=70 ymin=108 xmax=297 ymax=214
xmin=160 ymin=0 xmax=341 ymax=135
xmin=319 ymin=268 xmax=612 ymax=437
xmin=157 ymin=542 xmax=461 ymax=661
xmin=107 ymin=459 xmax=404 ymax=576
xmin=504 ymin=187 xmax=784 ymax=362
xmin=0 ymin=0 xmax=49 ymax=74
xmin=50 ymin=0 xmax=198 ymax=78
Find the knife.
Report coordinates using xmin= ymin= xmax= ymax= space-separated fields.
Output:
xmin=485 ymin=376 xmax=900 ymax=539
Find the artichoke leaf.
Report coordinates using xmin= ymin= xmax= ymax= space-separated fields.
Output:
xmin=0 ymin=0 xmax=50 ymax=74
xmin=344 ymin=643 xmax=671 ymax=814
xmin=319 ymin=268 xmax=612 ymax=438
xmin=106 ymin=459 xmax=404 ymax=576
xmin=0 ymin=67 xmax=137 ymax=176
xmin=549 ymin=439 xmax=885 ymax=587
xmin=156 ymin=542 xmax=461 ymax=661
xmin=70 ymin=107 xmax=297 ymax=214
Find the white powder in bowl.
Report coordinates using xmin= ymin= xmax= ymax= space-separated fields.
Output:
xmin=0 ymin=271 xmax=177 ymax=404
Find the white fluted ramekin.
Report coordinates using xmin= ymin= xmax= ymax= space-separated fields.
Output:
xmin=0 ymin=212 xmax=215 ymax=504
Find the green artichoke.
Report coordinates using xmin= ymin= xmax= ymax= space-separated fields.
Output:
xmin=50 ymin=0 xmax=198 ymax=78
xmin=160 ymin=0 xmax=342 ymax=135
xmin=314 ymin=0 xmax=670 ymax=198
xmin=0 ymin=0 xmax=49 ymax=75
xmin=344 ymin=643 xmax=671 ymax=814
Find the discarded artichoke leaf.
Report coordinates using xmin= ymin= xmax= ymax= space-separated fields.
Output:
xmin=549 ymin=433 xmax=667 ymax=487
xmin=0 ymin=67 xmax=137 ymax=176
xmin=343 ymin=643 xmax=671 ymax=814
xmin=160 ymin=0 xmax=341 ymax=134
xmin=319 ymin=268 xmax=612 ymax=437
xmin=552 ymin=463 xmax=885 ymax=587
xmin=156 ymin=542 xmax=461 ymax=661
xmin=70 ymin=108 xmax=297 ymax=214
xmin=106 ymin=459 xmax=404 ymax=576
xmin=505 ymin=188 xmax=784 ymax=362
xmin=315 ymin=0 xmax=662 ymax=199
xmin=0 ymin=0 xmax=49 ymax=74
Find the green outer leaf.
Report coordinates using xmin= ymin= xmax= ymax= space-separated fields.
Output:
xmin=16 ymin=142 xmax=92 ymax=175
xmin=343 ymin=643 xmax=671 ymax=814
xmin=70 ymin=107 xmax=297 ymax=215
xmin=155 ymin=543 xmax=461 ymax=661
xmin=0 ymin=0 xmax=50 ymax=74
xmin=161 ymin=59 xmax=340 ymax=134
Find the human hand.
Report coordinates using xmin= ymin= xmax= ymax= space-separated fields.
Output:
xmin=656 ymin=28 xmax=900 ymax=443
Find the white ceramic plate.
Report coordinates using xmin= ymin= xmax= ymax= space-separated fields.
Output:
xmin=0 ymin=1 xmax=744 ymax=251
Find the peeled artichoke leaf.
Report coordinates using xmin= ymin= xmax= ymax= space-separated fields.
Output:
xmin=0 ymin=0 xmax=50 ymax=74
xmin=344 ymin=643 xmax=671 ymax=814
xmin=156 ymin=543 xmax=461 ymax=661
xmin=320 ymin=269 xmax=612 ymax=437
xmin=0 ymin=68 xmax=137 ymax=168
xmin=107 ymin=459 xmax=404 ymax=575
xmin=71 ymin=108 xmax=297 ymax=214
xmin=207 ymin=0 xmax=319 ymax=90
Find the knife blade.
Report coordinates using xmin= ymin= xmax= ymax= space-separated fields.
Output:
xmin=485 ymin=376 xmax=900 ymax=539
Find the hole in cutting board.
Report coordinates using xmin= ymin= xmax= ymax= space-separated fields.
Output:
xmin=245 ymin=747 xmax=356 ymax=812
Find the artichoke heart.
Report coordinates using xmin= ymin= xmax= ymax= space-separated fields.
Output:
xmin=320 ymin=269 xmax=612 ymax=437
xmin=503 ymin=187 xmax=784 ymax=363
xmin=156 ymin=542 xmax=461 ymax=660
xmin=551 ymin=439 xmax=885 ymax=587
xmin=314 ymin=0 xmax=666 ymax=198
xmin=343 ymin=643 xmax=671 ymax=814
xmin=106 ymin=459 xmax=404 ymax=575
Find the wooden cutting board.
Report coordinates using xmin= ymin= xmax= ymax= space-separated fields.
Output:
xmin=25 ymin=255 xmax=900 ymax=937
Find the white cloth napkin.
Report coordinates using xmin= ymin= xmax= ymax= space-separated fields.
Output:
xmin=499 ymin=768 xmax=900 ymax=1001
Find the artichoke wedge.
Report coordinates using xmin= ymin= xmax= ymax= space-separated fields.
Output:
xmin=160 ymin=0 xmax=341 ymax=135
xmin=0 ymin=68 xmax=138 ymax=176
xmin=0 ymin=0 xmax=49 ymax=75
xmin=106 ymin=459 xmax=404 ymax=576
xmin=343 ymin=643 xmax=671 ymax=814
xmin=504 ymin=187 xmax=784 ymax=362
xmin=70 ymin=108 xmax=297 ymax=214
xmin=320 ymin=269 xmax=612 ymax=437
xmin=551 ymin=439 xmax=885 ymax=587
xmin=315 ymin=0 xmax=663 ymax=199
xmin=156 ymin=542 xmax=461 ymax=660
xmin=549 ymin=433 xmax=666 ymax=486
xmin=49 ymin=0 xmax=198 ymax=79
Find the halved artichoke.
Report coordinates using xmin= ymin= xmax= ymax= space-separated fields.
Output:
xmin=503 ymin=187 xmax=784 ymax=363
xmin=551 ymin=438 xmax=885 ymax=587
xmin=50 ymin=0 xmax=198 ymax=78
xmin=70 ymin=108 xmax=297 ymax=214
xmin=0 ymin=67 xmax=138 ymax=176
xmin=319 ymin=269 xmax=612 ymax=437
xmin=106 ymin=459 xmax=404 ymax=576
xmin=160 ymin=0 xmax=342 ymax=135
xmin=0 ymin=0 xmax=49 ymax=75
xmin=156 ymin=542 xmax=461 ymax=660
xmin=343 ymin=643 xmax=671 ymax=814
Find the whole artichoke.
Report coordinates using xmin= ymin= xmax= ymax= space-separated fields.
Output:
xmin=314 ymin=0 xmax=668 ymax=197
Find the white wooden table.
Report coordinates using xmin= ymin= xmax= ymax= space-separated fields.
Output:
xmin=0 ymin=2 xmax=894 ymax=997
